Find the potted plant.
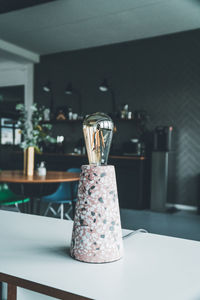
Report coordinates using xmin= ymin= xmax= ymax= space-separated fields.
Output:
xmin=16 ymin=103 xmax=56 ymax=176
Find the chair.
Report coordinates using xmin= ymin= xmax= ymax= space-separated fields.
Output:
xmin=0 ymin=183 xmax=30 ymax=212
xmin=41 ymin=168 xmax=80 ymax=220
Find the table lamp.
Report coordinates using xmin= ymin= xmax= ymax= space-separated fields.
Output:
xmin=70 ymin=112 xmax=123 ymax=263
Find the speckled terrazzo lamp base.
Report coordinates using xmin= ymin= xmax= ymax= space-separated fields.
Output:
xmin=70 ymin=164 xmax=123 ymax=263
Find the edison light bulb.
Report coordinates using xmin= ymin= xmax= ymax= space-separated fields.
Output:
xmin=83 ymin=112 xmax=113 ymax=165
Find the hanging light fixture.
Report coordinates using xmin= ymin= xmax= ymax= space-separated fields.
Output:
xmin=65 ymin=82 xmax=73 ymax=95
xmin=65 ymin=82 xmax=82 ymax=116
xmin=99 ymin=79 xmax=116 ymax=114
xmin=99 ymin=79 xmax=109 ymax=92
xmin=43 ymin=81 xmax=51 ymax=93
xmin=42 ymin=80 xmax=54 ymax=118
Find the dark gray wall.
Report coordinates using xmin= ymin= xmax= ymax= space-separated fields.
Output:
xmin=34 ymin=29 xmax=200 ymax=207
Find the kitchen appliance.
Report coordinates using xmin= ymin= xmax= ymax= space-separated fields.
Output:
xmin=123 ymin=138 xmax=143 ymax=156
xmin=153 ymin=126 xmax=173 ymax=152
xmin=151 ymin=126 xmax=173 ymax=212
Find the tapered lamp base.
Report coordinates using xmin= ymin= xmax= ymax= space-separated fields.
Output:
xmin=70 ymin=165 xmax=123 ymax=263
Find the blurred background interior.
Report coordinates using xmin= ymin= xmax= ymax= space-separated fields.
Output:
xmin=0 ymin=0 xmax=200 ymax=241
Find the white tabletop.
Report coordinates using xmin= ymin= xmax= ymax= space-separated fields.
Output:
xmin=0 ymin=210 xmax=200 ymax=300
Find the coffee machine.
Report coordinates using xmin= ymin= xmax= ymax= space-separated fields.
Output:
xmin=153 ymin=126 xmax=173 ymax=151
xmin=123 ymin=139 xmax=144 ymax=156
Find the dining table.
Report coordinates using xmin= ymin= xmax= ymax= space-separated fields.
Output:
xmin=0 ymin=170 xmax=80 ymax=214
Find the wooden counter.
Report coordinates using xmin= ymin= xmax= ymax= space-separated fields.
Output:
xmin=37 ymin=152 xmax=146 ymax=160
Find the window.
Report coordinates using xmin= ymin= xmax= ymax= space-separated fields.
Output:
xmin=0 ymin=85 xmax=24 ymax=146
xmin=0 ymin=118 xmax=21 ymax=145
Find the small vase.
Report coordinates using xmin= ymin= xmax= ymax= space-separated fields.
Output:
xmin=24 ymin=146 xmax=35 ymax=176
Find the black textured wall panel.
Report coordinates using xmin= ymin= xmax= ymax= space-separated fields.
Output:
xmin=35 ymin=29 xmax=200 ymax=206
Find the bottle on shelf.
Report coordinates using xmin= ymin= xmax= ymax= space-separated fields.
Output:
xmin=68 ymin=107 xmax=73 ymax=120
xmin=120 ymin=104 xmax=133 ymax=119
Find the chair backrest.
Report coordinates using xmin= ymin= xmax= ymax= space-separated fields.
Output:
xmin=66 ymin=168 xmax=81 ymax=198
xmin=0 ymin=183 xmax=19 ymax=202
xmin=67 ymin=168 xmax=81 ymax=173
xmin=52 ymin=168 xmax=81 ymax=201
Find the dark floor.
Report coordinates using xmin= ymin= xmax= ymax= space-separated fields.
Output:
xmin=120 ymin=209 xmax=200 ymax=241
xmin=1 ymin=204 xmax=200 ymax=241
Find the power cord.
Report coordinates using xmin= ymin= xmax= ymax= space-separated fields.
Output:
xmin=122 ymin=229 xmax=148 ymax=240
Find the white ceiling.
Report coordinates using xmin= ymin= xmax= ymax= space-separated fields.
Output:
xmin=0 ymin=0 xmax=200 ymax=55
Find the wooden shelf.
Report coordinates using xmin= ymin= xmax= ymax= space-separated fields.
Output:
xmin=115 ymin=118 xmax=134 ymax=121
xmin=42 ymin=119 xmax=82 ymax=124
xmin=41 ymin=152 xmax=146 ymax=160
xmin=42 ymin=118 xmax=134 ymax=125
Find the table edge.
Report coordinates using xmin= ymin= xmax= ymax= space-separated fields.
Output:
xmin=0 ymin=273 xmax=91 ymax=300
xmin=0 ymin=171 xmax=80 ymax=183
xmin=0 ymin=178 xmax=80 ymax=183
